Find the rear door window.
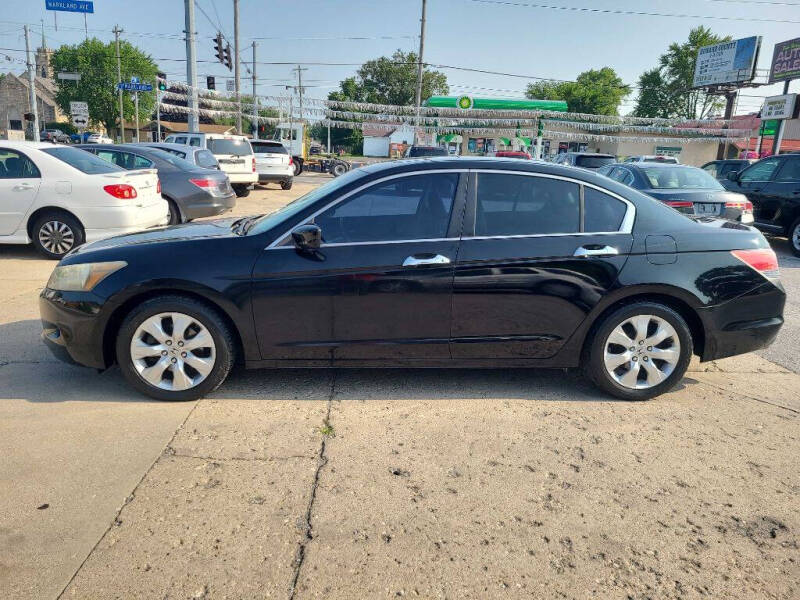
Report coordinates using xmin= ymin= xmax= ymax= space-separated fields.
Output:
xmin=0 ymin=149 xmax=40 ymax=178
xmin=188 ymin=137 xmax=201 ymax=147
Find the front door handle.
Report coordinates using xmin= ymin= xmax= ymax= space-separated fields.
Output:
xmin=574 ymin=245 xmax=619 ymax=258
xmin=402 ymin=253 xmax=451 ymax=267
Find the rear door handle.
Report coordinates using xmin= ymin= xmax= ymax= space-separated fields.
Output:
xmin=12 ymin=183 xmax=34 ymax=191
xmin=574 ymin=245 xmax=618 ymax=258
xmin=402 ymin=254 xmax=451 ymax=267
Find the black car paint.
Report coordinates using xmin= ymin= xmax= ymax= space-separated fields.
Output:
xmin=40 ymin=158 xmax=784 ymax=374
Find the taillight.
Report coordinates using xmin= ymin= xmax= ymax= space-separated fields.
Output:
xmin=157 ymin=179 xmax=161 ymax=194
xmin=189 ymin=178 xmax=216 ymax=188
xmin=665 ymin=200 xmax=693 ymax=208
xmin=725 ymin=199 xmax=753 ymax=212
xmin=288 ymin=156 xmax=293 ymax=165
xmin=252 ymin=157 xmax=256 ymax=172
xmin=731 ymin=248 xmax=779 ymax=279
xmin=103 ymin=184 xmax=137 ymax=199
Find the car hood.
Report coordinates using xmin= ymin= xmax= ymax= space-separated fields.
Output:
xmin=645 ymin=188 xmax=745 ymax=203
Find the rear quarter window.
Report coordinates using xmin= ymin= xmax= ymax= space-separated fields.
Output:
xmin=42 ymin=147 xmax=124 ymax=174
xmin=583 ymin=187 xmax=627 ymax=232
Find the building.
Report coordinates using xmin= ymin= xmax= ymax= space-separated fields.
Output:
xmin=362 ymin=123 xmax=416 ymax=157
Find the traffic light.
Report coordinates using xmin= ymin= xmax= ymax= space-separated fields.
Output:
xmin=23 ymin=112 xmax=34 ymax=121
xmin=213 ymin=33 xmax=224 ymax=64
xmin=157 ymin=71 xmax=167 ymax=91
xmin=224 ymin=43 xmax=232 ymax=71
xmin=207 ymin=76 xmax=216 ymax=90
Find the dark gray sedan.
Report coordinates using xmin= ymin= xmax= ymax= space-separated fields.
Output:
xmin=76 ymin=144 xmax=235 ymax=224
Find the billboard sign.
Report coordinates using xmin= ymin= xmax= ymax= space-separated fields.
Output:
xmin=45 ymin=1 xmax=94 ymax=13
xmin=769 ymin=37 xmax=800 ymax=84
xmin=761 ymin=94 xmax=797 ymax=120
xmin=693 ymin=36 xmax=760 ymax=88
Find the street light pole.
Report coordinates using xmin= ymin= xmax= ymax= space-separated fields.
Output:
xmin=184 ymin=0 xmax=199 ymax=132
xmin=24 ymin=25 xmax=39 ymax=141
xmin=113 ymin=25 xmax=124 ymax=141
xmin=413 ymin=0 xmax=427 ymax=143
xmin=234 ymin=0 xmax=242 ymax=134
xmin=251 ymin=41 xmax=258 ymax=139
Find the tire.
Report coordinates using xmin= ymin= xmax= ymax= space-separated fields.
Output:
xmin=789 ymin=217 xmax=800 ymax=258
xmin=293 ymin=160 xmax=302 ymax=176
xmin=331 ymin=162 xmax=347 ymax=177
xmin=31 ymin=211 xmax=85 ymax=260
xmin=584 ymin=302 xmax=693 ymax=401
xmin=280 ymin=179 xmax=293 ymax=190
xmin=233 ymin=185 xmax=250 ymax=198
xmin=165 ymin=198 xmax=182 ymax=225
xmin=116 ymin=295 xmax=235 ymax=401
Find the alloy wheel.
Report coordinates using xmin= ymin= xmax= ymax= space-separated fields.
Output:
xmin=792 ymin=223 xmax=800 ymax=253
xmin=602 ymin=314 xmax=680 ymax=390
xmin=129 ymin=312 xmax=216 ymax=391
xmin=38 ymin=220 xmax=75 ymax=256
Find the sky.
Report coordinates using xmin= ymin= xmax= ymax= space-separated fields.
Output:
xmin=1 ymin=0 xmax=798 ymax=116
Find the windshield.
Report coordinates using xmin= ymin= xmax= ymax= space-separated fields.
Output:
xmin=643 ymin=166 xmax=723 ymax=190
xmin=408 ymin=147 xmax=447 ymax=157
xmin=207 ymin=138 xmax=253 ymax=156
xmin=248 ymin=168 xmax=368 ymax=236
xmin=42 ymin=147 xmax=124 ymax=174
xmin=575 ymin=155 xmax=615 ymax=169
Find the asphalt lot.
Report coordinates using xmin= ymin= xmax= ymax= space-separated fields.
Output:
xmin=1 ymin=172 xmax=798 ymax=599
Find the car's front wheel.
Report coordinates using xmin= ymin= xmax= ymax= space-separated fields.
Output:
xmin=116 ymin=296 xmax=235 ymax=401
xmin=789 ymin=217 xmax=800 ymax=258
xmin=585 ymin=302 xmax=693 ymax=401
xmin=31 ymin=212 xmax=85 ymax=259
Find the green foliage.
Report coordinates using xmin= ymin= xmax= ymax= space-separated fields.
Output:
xmin=525 ymin=68 xmax=630 ymax=115
xmin=50 ymin=37 xmax=158 ymax=135
xmin=633 ymin=26 xmax=730 ymax=119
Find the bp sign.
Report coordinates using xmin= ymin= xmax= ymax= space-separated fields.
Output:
xmin=456 ymin=95 xmax=474 ymax=110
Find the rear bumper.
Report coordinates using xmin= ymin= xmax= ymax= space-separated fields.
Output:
xmin=39 ymin=289 xmax=107 ymax=369
xmin=226 ymin=172 xmax=258 ymax=185
xmin=258 ymin=173 xmax=293 ymax=183
xmin=698 ymin=280 xmax=786 ymax=361
xmin=182 ymin=192 xmax=237 ymax=220
xmin=83 ymin=198 xmax=169 ymax=242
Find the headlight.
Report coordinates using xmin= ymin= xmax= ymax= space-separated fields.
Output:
xmin=46 ymin=261 xmax=127 ymax=292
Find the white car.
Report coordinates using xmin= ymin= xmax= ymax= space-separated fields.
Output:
xmin=249 ymin=139 xmax=293 ymax=190
xmin=163 ymin=132 xmax=257 ymax=197
xmin=86 ymin=133 xmax=113 ymax=144
xmin=0 ymin=142 xmax=168 ymax=259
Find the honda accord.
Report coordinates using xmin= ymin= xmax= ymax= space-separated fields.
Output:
xmin=39 ymin=157 xmax=785 ymax=401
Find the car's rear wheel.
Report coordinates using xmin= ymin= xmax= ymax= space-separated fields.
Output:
xmin=116 ymin=296 xmax=235 ymax=401
xmin=165 ymin=198 xmax=182 ymax=225
xmin=281 ymin=179 xmax=293 ymax=190
xmin=331 ymin=162 xmax=347 ymax=177
xmin=31 ymin=212 xmax=85 ymax=259
xmin=233 ymin=185 xmax=250 ymax=198
xmin=585 ymin=302 xmax=693 ymax=401
xmin=789 ymin=218 xmax=800 ymax=257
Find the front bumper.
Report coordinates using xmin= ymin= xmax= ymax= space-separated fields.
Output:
xmin=39 ymin=289 xmax=108 ymax=369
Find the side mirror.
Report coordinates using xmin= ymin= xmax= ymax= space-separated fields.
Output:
xmin=291 ymin=224 xmax=322 ymax=250
xmin=726 ymin=170 xmax=740 ymax=182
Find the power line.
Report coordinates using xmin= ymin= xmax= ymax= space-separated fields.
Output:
xmin=464 ymin=0 xmax=800 ymax=23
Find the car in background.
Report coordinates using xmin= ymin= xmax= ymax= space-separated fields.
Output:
xmin=40 ymin=129 xmax=71 ymax=144
xmin=405 ymin=146 xmax=449 ymax=158
xmin=701 ymin=159 xmax=753 ymax=181
xmin=309 ymin=145 xmax=323 ymax=155
xmin=76 ymin=144 xmax=235 ymax=225
xmin=86 ymin=133 xmax=113 ymax=144
xmin=0 ymin=141 xmax=167 ymax=259
xmin=494 ymin=150 xmax=531 ymax=160
xmin=249 ymin=139 xmax=294 ymax=190
xmin=70 ymin=131 xmax=99 ymax=144
xmin=553 ymin=152 xmax=615 ymax=170
xmin=623 ymin=155 xmax=680 ymax=164
xmin=134 ymin=142 xmax=221 ymax=170
xmin=598 ymin=162 xmax=753 ymax=224
xmin=722 ymin=153 xmax=800 ymax=256
xmin=38 ymin=157 xmax=784 ymax=402
xmin=163 ymin=132 xmax=257 ymax=197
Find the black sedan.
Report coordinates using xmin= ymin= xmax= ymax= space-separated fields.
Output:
xmin=598 ymin=162 xmax=754 ymax=224
xmin=76 ymin=144 xmax=235 ymax=224
xmin=39 ymin=157 xmax=784 ymax=402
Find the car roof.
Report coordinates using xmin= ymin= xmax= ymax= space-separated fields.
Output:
xmin=135 ymin=142 xmax=197 ymax=152
xmin=248 ymin=139 xmax=282 ymax=144
xmin=0 ymin=141 xmax=61 ymax=150
xmin=568 ymin=152 xmax=614 ymax=157
xmin=618 ymin=162 xmax=695 ymax=170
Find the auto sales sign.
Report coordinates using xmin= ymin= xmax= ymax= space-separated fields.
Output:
xmin=769 ymin=37 xmax=800 ymax=84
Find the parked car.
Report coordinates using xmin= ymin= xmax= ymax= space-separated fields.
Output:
xmin=553 ymin=152 xmax=615 ymax=170
xmin=163 ymin=132 xmax=257 ymax=197
xmin=0 ymin=142 xmax=167 ymax=259
xmin=722 ymin=153 xmax=800 ymax=256
xmin=598 ymin=162 xmax=753 ymax=224
xmin=494 ymin=150 xmax=531 ymax=160
xmin=701 ymin=159 xmax=753 ymax=180
xmin=623 ymin=155 xmax=680 ymax=164
xmin=86 ymin=133 xmax=113 ymax=144
xmin=132 ymin=142 xmax=221 ymax=170
xmin=39 ymin=157 xmax=783 ymax=402
xmin=70 ymin=131 xmax=98 ymax=144
xmin=76 ymin=144 xmax=235 ymax=225
xmin=405 ymin=146 xmax=449 ymax=158
xmin=249 ymin=139 xmax=294 ymax=190
xmin=40 ymin=129 xmax=71 ymax=144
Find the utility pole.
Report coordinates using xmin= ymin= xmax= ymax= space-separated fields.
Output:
xmin=716 ymin=90 xmax=737 ymax=160
xmin=414 ymin=0 xmax=427 ymax=143
xmin=184 ymin=0 xmax=199 ymax=132
xmin=233 ymin=0 xmax=242 ymax=134
xmin=113 ymin=25 xmax=124 ymax=142
xmin=773 ymin=80 xmax=791 ymax=155
xmin=251 ymin=41 xmax=258 ymax=139
xmin=134 ymin=92 xmax=140 ymax=143
xmin=24 ymin=25 xmax=39 ymax=141
xmin=327 ymin=122 xmax=330 ymax=154
xmin=295 ymin=65 xmax=307 ymax=122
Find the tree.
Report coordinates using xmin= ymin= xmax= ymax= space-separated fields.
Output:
xmin=633 ymin=27 xmax=730 ymax=119
xmin=50 ymin=38 xmax=158 ymax=136
xmin=525 ymin=68 xmax=630 ymax=115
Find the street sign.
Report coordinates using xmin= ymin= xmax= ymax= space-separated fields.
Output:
xmin=130 ymin=76 xmax=140 ymax=84
xmin=70 ymin=101 xmax=88 ymax=115
xmin=72 ymin=115 xmax=88 ymax=128
xmin=226 ymin=79 xmax=234 ymax=92
xmin=769 ymin=37 xmax=800 ymax=84
xmin=117 ymin=82 xmax=153 ymax=92
xmin=692 ymin=36 xmax=761 ymax=88
xmin=45 ymin=1 xmax=94 ymax=13
xmin=57 ymin=72 xmax=81 ymax=81
xmin=762 ymin=94 xmax=797 ymax=120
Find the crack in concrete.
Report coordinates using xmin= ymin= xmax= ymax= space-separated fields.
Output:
xmin=169 ymin=452 xmax=316 ymax=462
xmin=288 ymin=369 xmax=336 ymax=600
xmin=55 ymin=400 xmax=203 ymax=600
xmin=697 ymin=380 xmax=799 ymax=415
